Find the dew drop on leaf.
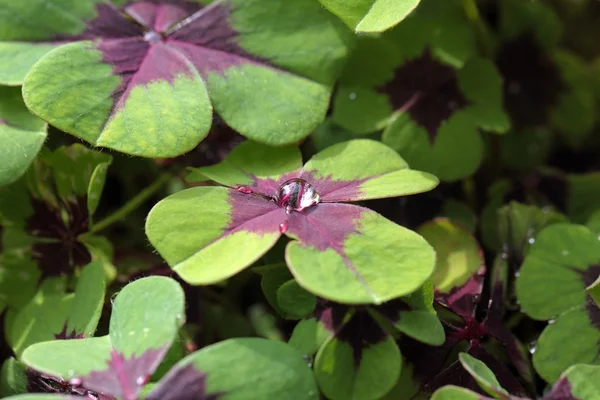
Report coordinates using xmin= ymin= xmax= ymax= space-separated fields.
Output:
xmin=237 ymin=186 xmax=253 ymax=194
xmin=273 ymin=178 xmax=320 ymax=214
xmin=279 ymin=220 xmax=288 ymax=234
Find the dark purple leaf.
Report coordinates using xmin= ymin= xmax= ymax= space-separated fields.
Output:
xmin=542 ymin=376 xmax=578 ymax=400
xmin=378 ymin=49 xmax=469 ymax=143
xmin=26 ymin=197 xmax=91 ymax=279
xmin=496 ymin=32 xmax=566 ymax=129
xmin=335 ymin=310 xmax=389 ymax=366
xmin=573 ymin=265 xmax=600 ymax=331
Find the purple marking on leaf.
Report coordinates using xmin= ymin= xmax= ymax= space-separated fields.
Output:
xmin=78 ymin=0 xmax=276 ymax=119
xmin=124 ymin=1 xmax=202 ymax=33
xmin=335 ymin=310 xmax=388 ymax=366
xmin=82 ymin=348 xmax=166 ymax=400
xmin=496 ymin=32 xmax=566 ymax=129
xmin=299 ymin=170 xmax=368 ymax=203
xmin=227 ymin=190 xmax=284 ymax=235
xmin=543 ymin=376 xmax=578 ymax=400
xmin=313 ymin=299 xmax=349 ymax=334
xmin=54 ymin=323 xmax=85 ymax=340
xmin=147 ymin=363 xmax=221 ymax=400
xmin=0 ymin=117 xmax=7 ymax=126
xmin=375 ymin=299 xmax=412 ymax=323
xmin=286 ymin=203 xmax=361 ymax=252
xmin=26 ymin=197 xmax=91 ymax=278
xmin=27 ymin=369 xmax=115 ymax=400
xmin=437 ymin=266 xmax=486 ymax=319
xmin=378 ymin=49 xmax=469 ymax=143
xmin=573 ymin=265 xmax=600 ymax=331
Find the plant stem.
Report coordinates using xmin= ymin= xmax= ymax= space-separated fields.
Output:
xmin=462 ymin=0 xmax=496 ymax=56
xmin=89 ymin=173 xmax=172 ymax=234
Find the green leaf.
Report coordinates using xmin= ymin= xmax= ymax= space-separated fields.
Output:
xmin=277 ymin=279 xmax=317 ymax=320
xmin=286 ymin=207 xmax=436 ymax=304
xmin=146 ymin=186 xmax=282 ymax=285
xmin=289 ymin=317 xmax=332 ymax=357
xmin=19 ymin=0 xmax=352 ymax=157
xmin=418 ymin=218 xmax=484 ymax=293
xmin=587 ymin=275 xmax=600 ymax=308
xmin=109 ymin=276 xmax=185 ymax=358
xmin=0 ymin=252 xmax=40 ymax=314
xmin=458 ymin=353 xmax=508 ymax=398
xmin=9 ymin=261 xmax=106 ymax=357
xmin=149 ymin=140 xmax=437 ymax=304
xmin=0 ymin=358 xmax=27 ymax=397
xmin=555 ymin=364 xmax=600 ymax=399
xmin=314 ymin=318 xmax=402 ymax=400
xmin=188 ymin=141 xmax=302 ymax=188
xmin=382 ymin=113 xmax=483 ymax=182
xmin=22 ymin=336 xmax=113 ymax=380
xmin=148 ymin=338 xmax=318 ymax=400
xmin=431 ymin=386 xmax=489 ymax=400
xmin=516 ymin=223 xmax=600 ymax=382
xmin=319 ymin=0 xmax=421 ymax=33
xmin=301 ymin=139 xmax=439 ymax=202
xmin=0 ymin=86 xmax=46 ymax=186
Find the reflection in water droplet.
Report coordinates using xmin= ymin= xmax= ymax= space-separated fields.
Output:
xmin=144 ymin=30 xmax=162 ymax=43
xmin=136 ymin=375 xmax=148 ymax=386
xmin=70 ymin=378 xmax=82 ymax=386
xmin=237 ymin=186 xmax=253 ymax=194
xmin=279 ymin=221 xmax=288 ymax=234
xmin=273 ymin=178 xmax=320 ymax=214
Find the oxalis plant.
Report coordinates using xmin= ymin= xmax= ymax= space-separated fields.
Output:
xmin=2 ymin=0 xmax=600 ymax=400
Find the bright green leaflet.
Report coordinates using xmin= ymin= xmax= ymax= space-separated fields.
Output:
xmin=458 ymin=353 xmax=508 ymax=398
xmin=318 ymin=0 xmax=421 ymax=33
xmin=431 ymin=386 xmax=487 ymax=400
xmin=418 ymin=218 xmax=483 ymax=293
xmin=0 ymin=86 xmax=47 ymax=186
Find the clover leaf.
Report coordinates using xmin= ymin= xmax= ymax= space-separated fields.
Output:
xmin=0 ymin=86 xmax=46 ymax=186
xmin=287 ymin=283 xmax=444 ymax=400
xmin=516 ymin=223 xmax=600 ymax=383
xmin=0 ymin=144 xmax=112 ymax=312
xmin=331 ymin=0 xmax=509 ymax=181
xmin=17 ymin=276 xmax=318 ymax=400
xmin=0 ymin=0 xmax=352 ymax=157
xmin=146 ymin=139 xmax=438 ymax=304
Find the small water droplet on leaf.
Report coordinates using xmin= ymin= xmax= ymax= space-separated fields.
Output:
xmin=279 ymin=221 xmax=288 ymax=233
xmin=237 ymin=186 xmax=253 ymax=194
xmin=273 ymin=178 xmax=319 ymax=213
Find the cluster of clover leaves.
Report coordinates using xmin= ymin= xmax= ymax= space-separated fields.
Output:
xmin=1 ymin=0 xmax=600 ymax=400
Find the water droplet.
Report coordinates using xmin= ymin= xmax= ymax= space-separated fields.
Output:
xmin=529 ymin=344 xmax=536 ymax=354
xmin=279 ymin=221 xmax=288 ymax=233
xmin=527 ymin=237 xmax=535 ymax=244
xmin=472 ymin=294 xmax=481 ymax=304
xmin=144 ymin=30 xmax=162 ymax=43
xmin=273 ymin=178 xmax=320 ymax=213
xmin=70 ymin=378 xmax=82 ymax=386
xmin=548 ymin=319 xmax=556 ymax=324
xmin=237 ymin=186 xmax=253 ymax=194
xmin=136 ymin=375 xmax=148 ymax=386
xmin=561 ymin=250 xmax=569 ymax=256
xmin=68 ymin=370 xmax=74 ymax=377
xmin=349 ymin=92 xmax=357 ymax=100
